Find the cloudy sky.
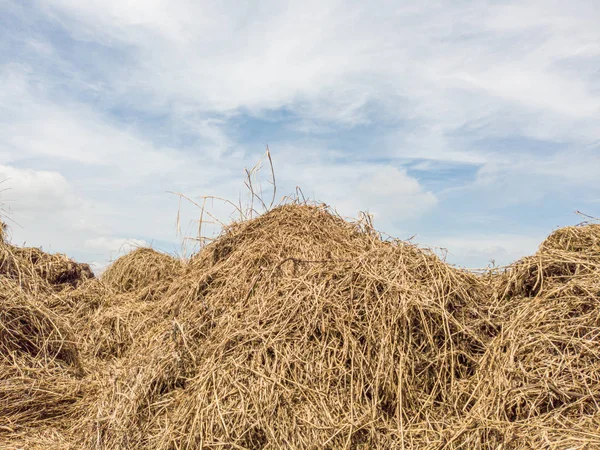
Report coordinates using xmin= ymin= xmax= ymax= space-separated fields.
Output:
xmin=1 ymin=0 xmax=599 ymax=270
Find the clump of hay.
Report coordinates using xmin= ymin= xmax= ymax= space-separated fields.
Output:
xmin=77 ymin=204 xmax=492 ymax=448
xmin=540 ymin=223 xmax=600 ymax=253
xmin=499 ymin=224 xmax=600 ymax=298
xmin=0 ymin=244 xmax=93 ymax=292
xmin=101 ymin=248 xmax=183 ymax=299
xmin=458 ymin=222 xmax=600 ymax=448
xmin=58 ymin=279 xmax=144 ymax=362
xmin=0 ymin=231 xmax=91 ymax=447
xmin=0 ymin=278 xmax=84 ymax=435
xmin=17 ymin=247 xmax=94 ymax=288
xmin=51 ymin=278 xmax=114 ymax=318
xmin=0 ymin=431 xmax=80 ymax=450
xmin=84 ymin=295 xmax=158 ymax=361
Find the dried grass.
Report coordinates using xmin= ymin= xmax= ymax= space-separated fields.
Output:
xmin=459 ymin=223 xmax=600 ymax=449
xmin=0 ymin=236 xmax=91 ymax=446
xmin=73 ymin=205 xmax=493 ymax=449
xmin=0 ymin=243 xmax=93 ymax=292
xmin=0 ymin=278 xmax=84 ymax=435
xmin=102 ymin=248 xmax=184 ymax=301
xmin=1 ymin=205 xmax=599 ymax=449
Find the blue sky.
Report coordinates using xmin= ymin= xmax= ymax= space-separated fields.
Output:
xmin=0 ymin=0 xmax=599 ymax=270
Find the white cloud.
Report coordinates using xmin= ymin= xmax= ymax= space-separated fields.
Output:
xmin=0 ymin=64 xmax=245 ymax=252
xmin=0 ymin=0 xmax=598 ymax=268
xmin=354 ymin=167 xmax=438 ymax=220
xmin=36 ymin=0 xmax=600 ymax=145
xmin=438 ymin=146 xmax=600 ymax=208
xmin=0 ymin=164 xmax=81 ymax=213
xmin=268 ymin=146 xmax=438 ymax=229
xmin=0 ymin=163 xmax=156 ymax=264
xmin=0 ymin=64 xmax=186 ymax=176
xmin=430 ymin=234 xmax=544 ymax=268
xmin=0 ymin=163 xmax=93 ymax=254
xmin=84 ymin=237 xmax=148 ymax=255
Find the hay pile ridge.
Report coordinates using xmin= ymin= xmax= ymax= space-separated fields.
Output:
xmin=0 ymin=207 xmax=599 ymax=449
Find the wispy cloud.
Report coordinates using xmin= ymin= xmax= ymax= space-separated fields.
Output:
xmin=0 ymin=0 xmax=598 ymax=267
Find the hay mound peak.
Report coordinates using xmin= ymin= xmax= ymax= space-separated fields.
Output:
xmin=540 ymin=223 xmax=600 ymax=253
xmin=500 ymin=222 xmax=600 ymax=299
xmin=0 ymin=240 xmax=93 ymax=292
xmin=102 ymin=247 xmax=183 ymax=295
xmin=74 ymin=204 xmax=492 ymax=448
xmin=458 ymin=221 xmax=600 ymax=448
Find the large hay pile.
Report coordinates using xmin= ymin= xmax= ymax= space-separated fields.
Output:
xmin=0 ymin=207 xmax=599 ymax=449
xmin=460 ymin=224 xmax=600 ymax=449
xmin=73 ymin=205 xmax=492 ymax=449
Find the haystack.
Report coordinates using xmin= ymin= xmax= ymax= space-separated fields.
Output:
xmin=0 ymin=233 xmax=92 ymax=449
xmin=76 ymin=204 xmax=492 ymax=449
xmin=499 ymin=224 xmax=600 ymax=299
xmin=459 ymin=223 xmax=600 ymax=448
xmin=0 ymin=278 xmax=84 ymax=437
xmin=101 ymin=248 xmax=183 ymax=300
xmin=0 ymin=244 xmax=93 ymax=292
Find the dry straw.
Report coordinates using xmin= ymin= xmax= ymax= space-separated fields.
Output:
xmin=458 ymin=224 xmax=600 ymax=449
xmin=73 ymin=204 xmax=492 ymax=449
xmin=0 ymin=279 xmax=86 ymax=450
xmin=0 ymin=208 xmax=599 ymax=449
xmin=102 ymin=247 xmax=184 ymax=301
xmin=0 ymin=227 xmax=93 ymax=449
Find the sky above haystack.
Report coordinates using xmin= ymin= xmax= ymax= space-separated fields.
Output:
xmin=0 ymin=0 xmax=599 ymax=270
